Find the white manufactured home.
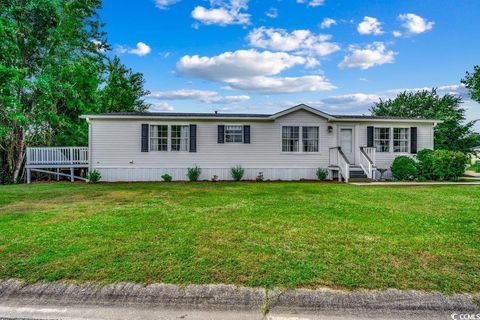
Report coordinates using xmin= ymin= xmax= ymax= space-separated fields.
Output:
xmin=26 ymin=104 xmax=440 ymax=182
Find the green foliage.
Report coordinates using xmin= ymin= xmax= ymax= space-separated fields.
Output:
xmin=415 ymin=149 xmax=435 ymax=180
xmin=462 ymin=65 xmax=480 ymax=103
xmin=430 ymin=150 xmax=468 ymax=181
xmin=391 ymin=156 xmax=418 ymax=181
xmin=415 ymin=149 xmax=468 ymax=181
xmin=100 ymin=56 xmax=150 ymax=114
xmin=315 ymin=168 xmax=328 ymax=180
xmin=187 ymin=166 xmax=202 ymax=181
xmin=0 ymin=0 xmax=150 ymax=183
xmin=161 ymin=174 xmax=172 ymax=182
xmin=230 ymin=165 xmax=245 ymax=181
xmin=86 ymin=170 xmax=101 ymax=184
xmin=370 ymin=89 xmax=478 ymax=153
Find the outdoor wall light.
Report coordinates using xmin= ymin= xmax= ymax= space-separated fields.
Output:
xmin=327 ymin=126 xmax=333 ymax=133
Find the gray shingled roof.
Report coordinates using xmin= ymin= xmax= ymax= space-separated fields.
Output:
xmin=95 ymin=112 xmax=271 ymax=118
xmin=95 ymin=111 xmax=424 ymax=120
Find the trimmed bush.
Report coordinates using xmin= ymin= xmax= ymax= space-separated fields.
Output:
xmin=161 ymin=174 xmax=172 ymax=182
xmin=315 ymin=168 xmax=328 ymax=181
xmin=231 ymin=165 xmax=245 ymax=181
xmin=415 ymin=149 xmax=435 ymax=180
xmin=391 ymin=156 xmax=418 ymax=181
xmin=187 ymin=166 xmax=201 ymax=181
xmin=430 ymin=150 xmax=468 ymax=181
xmin=86 ymin=169 xmax=101 ymax=184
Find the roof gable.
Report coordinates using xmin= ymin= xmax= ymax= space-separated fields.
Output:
xmin=269 ymin=104 xmax=335 ymax=120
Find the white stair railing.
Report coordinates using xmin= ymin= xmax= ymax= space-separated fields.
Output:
xmin=359 ymin=147 xmax=376 ymax=179
xmin=329 ymin=147 xmax=350 ymax=182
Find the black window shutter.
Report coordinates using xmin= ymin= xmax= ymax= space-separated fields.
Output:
xmin=243 ymin=125 xmax=250 ymax=144
xmin=141 ymin=124 xmax=149 ymax=152
xmin=367 ymin=126 xmax=374 ymax=147
xmin=410 ymin=127 xmax=417 ymax=154
xmin=218 ymin=125 xmax=225 ymax=143
xmin=189 ymin=124 xmax=197 ymax=152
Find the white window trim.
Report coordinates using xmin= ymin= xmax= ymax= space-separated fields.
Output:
xmin=281 ymin=125 xmax=320 ymax=153
xmin=374 ymin=126 xmax=410 ymax=153
xmin=224 ymin=125 xmax=244 ymax=144
xmin=149 ymin=124 xmax=190 ymax=152
xmin=171 ymin=125 xmax=190 ymax=152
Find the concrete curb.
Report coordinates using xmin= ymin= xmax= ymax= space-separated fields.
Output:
xmin=0 ymin=279 xmax=478 ymax=314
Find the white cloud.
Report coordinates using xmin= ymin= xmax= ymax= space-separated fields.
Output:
xmin=297 ymin=0 xmax=325 ymax=7
xmin=320 ymin=18 xmax=336 ymax=29
xmin=338 ymin=42 xmax=396 ymax=70
xmin=386 ymin=84 xmax=470 ymax=99
xmin=128 ymin=42 xmax=151 ymax=56
xmin=265 ymin=7 xmax=278 ymax=19
xmin=398 ymin=13 xmax=434 ymax=34
xmin=149 ymin=102 xmax=175 ymax=111
xmin=155 ymin=0 xmax=180 ymax=10
xmin=177 ymin=49 xmax=309 ymax=81
xmin=177 ymin=49 xmax=335 ymax=94
xmin=357 ymin=16 xmax=384 ymax=35
xmin=247 ymin=27 xmax=340 ymax=57
xmin=226 ymin=75 xmax=336 ymax=93
xmin=191 ymin=0 xmax=250 ymax=26
xmin=392 ymin=31 xmax=402 ymax=37
xmin=148 ymin=89 xmax=250 ymax=104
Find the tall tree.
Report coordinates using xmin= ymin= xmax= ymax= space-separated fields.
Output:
xmin=370 ymin=89 xmax=478 ymax=152
xmin=100 ymin=56 xmax=150 ymax=114
xmin=0 ymin=0 xmax=151 ymax=183
xmin=462 ymin=65 xmax=480 ymax=103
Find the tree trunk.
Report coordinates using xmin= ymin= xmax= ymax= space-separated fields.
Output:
xmin=12 ymin=128 xmax=25 ymax=183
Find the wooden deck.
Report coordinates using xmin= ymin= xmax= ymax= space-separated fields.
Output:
xmin=26 ymin=147 xmax=89 ymax=183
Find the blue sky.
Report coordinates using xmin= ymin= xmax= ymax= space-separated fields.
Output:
xmin=100 ymin=0 xmax=480 ymax=130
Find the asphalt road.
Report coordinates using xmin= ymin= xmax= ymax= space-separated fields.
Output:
xmin=0 ymin=301 xmax=458 ymax=320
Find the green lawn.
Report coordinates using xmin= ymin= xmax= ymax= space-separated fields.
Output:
xmin=0 ymin=182 xmax=479 ymax=293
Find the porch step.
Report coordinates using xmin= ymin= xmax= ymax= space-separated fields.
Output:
xmin=349 ymin=166 xmax=368 ymax=179
xmin=349 ymin=177 xmax=374 ymax=182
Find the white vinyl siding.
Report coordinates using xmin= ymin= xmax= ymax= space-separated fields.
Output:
xmin=225 ymin=125 xmax=243 ymax=143
xmin=89 ymin=109 xmax=435 ymax=181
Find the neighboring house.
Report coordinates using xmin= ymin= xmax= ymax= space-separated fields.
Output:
xmin=79 ymin=104 xmax=440 ymax=182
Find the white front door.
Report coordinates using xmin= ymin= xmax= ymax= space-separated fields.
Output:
xmin=339 ymin=128 xmax=354 ymax=163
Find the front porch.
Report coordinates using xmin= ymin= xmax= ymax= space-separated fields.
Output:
xmin=26 ymin=147 xmax=89 ymax=183
xmin=328 ymin=146 xmax=376 ymax=182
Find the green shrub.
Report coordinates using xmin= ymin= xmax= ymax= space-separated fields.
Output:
xmin=231 ymin=165 xmax=245 ymax=181
xmin=187 ymin=166 xmax=202 ymax=181
xmin=315 ymin=168 xmax=328 ymax=180
xmin=415 ymin=149 xmax=435 ymax=180
xmin=391 ymin=156 xmax=418 ymax=181
xmin=161 ymin=174 xmax=172 ymax=182
xmin=431 ymin=150 xmax=468 ymax=181
xmin=86 ymin=169 xmax=101 ymax=184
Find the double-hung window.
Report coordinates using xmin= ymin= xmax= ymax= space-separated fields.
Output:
xmin=225 ymin=125 xmax=243 ymax=143
xmin=374 ymin=127 xmax=390 ymax=152
xmin=171 ymin=125 xmax=189 ymax=151
xmin=302 ymin=127 xmax=319 ymax=152
xmin=282 ymin=126 xmax=300 ymax=152
xmin=393 ymin=128 xmax=409 ymax=153
xmin=150 ymin=125 xmax=168 ymax=151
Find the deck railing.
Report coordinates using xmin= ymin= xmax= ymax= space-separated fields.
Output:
xmin=329 ymin=147 xmax=350 ymax=182
xmin=26 ymin=147 xmax=88 ymax=166
xmin=359 ymin=147 xmax=376 ymax=179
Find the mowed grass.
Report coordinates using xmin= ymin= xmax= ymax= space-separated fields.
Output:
xmin=0 ymin=182 xmax=479 ymax=293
